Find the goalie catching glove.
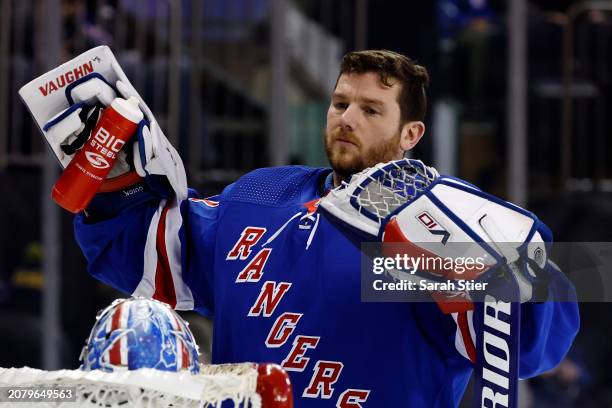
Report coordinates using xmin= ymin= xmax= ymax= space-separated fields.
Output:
xmin=319 ymin=159 xmax=551 ymax=304
xmin=19 ymin=46 xmax=187 ymax=214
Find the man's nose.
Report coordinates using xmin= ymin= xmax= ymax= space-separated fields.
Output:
xmin=340 ymin=104 xmax=357 ymax=130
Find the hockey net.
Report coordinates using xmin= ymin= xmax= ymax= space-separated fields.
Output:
xmin=0 ymin=363 xmax=292 ymax=408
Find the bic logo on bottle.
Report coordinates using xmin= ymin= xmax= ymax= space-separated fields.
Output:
xmin=85 ymin=151 xmax=110 ymax=169
xmin=86 ymin=127 xmax=126 ymax=169
xmin=52 ymin=96 xmax=143 ymax=213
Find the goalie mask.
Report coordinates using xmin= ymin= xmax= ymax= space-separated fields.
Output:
xmin=80 ymin=297 xmax=200 ymax=374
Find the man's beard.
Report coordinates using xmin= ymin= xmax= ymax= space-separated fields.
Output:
xmin=324 ymin=127 xmax=402 ymax=181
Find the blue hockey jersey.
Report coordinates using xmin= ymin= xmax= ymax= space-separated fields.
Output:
xmin=75 ymin=166 xmax=579 ymax=407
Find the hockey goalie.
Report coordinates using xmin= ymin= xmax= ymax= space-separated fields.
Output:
xmin=19 ymin=46 xmax=579 ymax=407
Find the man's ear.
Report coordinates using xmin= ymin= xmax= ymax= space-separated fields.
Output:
xmin=399 ymin=121 xmax=425 ymax=151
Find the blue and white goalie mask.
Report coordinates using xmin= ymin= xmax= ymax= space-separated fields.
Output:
xmin=80 ymin=297 xmax=200 ymax=374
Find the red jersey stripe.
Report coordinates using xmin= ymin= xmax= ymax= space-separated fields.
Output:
xmin=153 ymin=202 xmax=177 ymax=308
xmin=458 ymin=311 xmax=477 ymax=363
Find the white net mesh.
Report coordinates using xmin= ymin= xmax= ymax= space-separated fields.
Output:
xmin=0 ymin=364 xmax=264 ymax=408
xmin=349 ymin=160 xmax=438 ymax=225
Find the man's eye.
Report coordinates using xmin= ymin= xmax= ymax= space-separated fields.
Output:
xmin=334 ymin=102 xmax=348 ymax=110
xmin=364 ymin=107 xmax=379 ymax=116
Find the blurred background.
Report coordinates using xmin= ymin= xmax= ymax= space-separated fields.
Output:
xmin=0 ymin=0 xmax=611 ymax=406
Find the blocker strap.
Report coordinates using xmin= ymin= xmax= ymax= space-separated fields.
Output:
xmin=59 ymin=104 xmax=102 ymax=155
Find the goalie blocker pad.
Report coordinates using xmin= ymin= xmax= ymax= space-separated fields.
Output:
xmin=18 ymin=46 xmax=154 ymax=169
xmin=19 ymin=45 xmax=188 ymax=204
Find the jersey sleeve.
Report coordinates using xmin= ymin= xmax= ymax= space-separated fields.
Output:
xmin=430 ymin=222 xmax=580 ymax=379
xmin=514 ymin=261 xmax=580 ymax=378
xmin=413 ymin=237 xmax=579 ymax=381
xmin=74 ymin=185 xmax=226 ymax=316
xmin=414 ymin=267 xmax=578 ymax=384
xmin=513 ymin=220 xmax=580 ymax=378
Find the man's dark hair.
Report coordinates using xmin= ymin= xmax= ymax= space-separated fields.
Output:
xmin=337 ymin=50 xmax=429 ymax=123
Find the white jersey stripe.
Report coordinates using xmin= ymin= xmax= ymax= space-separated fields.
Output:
xmin=133 ymin=199 xmax=167 ymax=298
xmin=466 ymin=309 xmax=476 ymax=346
xmin=451 ymin=312 xmax=470 ymax=361
xmin=164 ymin=200 xmax=194 ymax=310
